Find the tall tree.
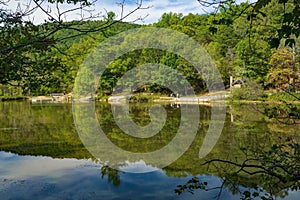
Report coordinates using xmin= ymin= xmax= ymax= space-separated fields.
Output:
xmin=197 ymin=0 xmax=300 ymax=48
xmin=0 ymin=0 xmax=147 ymax=94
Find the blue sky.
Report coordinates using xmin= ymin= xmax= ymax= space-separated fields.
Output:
xmin=97 ymin=0 xmax=213 ymax=23
xmin=5 ymin=0 xmax=214 ymax=24
xmin=5 ymin=0 xmax=256 ymax=24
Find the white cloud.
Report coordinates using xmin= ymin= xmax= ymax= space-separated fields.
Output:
xmin=2 ymin=0 xmax=210 ymax=24
xmin=96 ymin=0 xmax=210 ymax=24
xmin=0 ymin=151 xmax=99 ymax=179
xmin=119 ymin=160 xmax=161 ymax=173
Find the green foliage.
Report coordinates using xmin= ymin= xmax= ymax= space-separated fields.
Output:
xmin=266 ymin=48 xmax=300 ymax=91
xmin=267 ymin=92 xmax=300 ymax=102
xmin=175 ymin=177 xmax=207 ymax=195
xmin=176 ymin=134 xmax=300 ymax=199
xmin=154 ymin=12 xmax=183 ymax=28
xmin=100 ymin=165 xmax=121 ymax=186
xmin=0 ymin=96 xmax=28 ymax=101
xmin=209 ymin=0 xmax=300 ymax=48
xmin=2 ymin=0 xmax=300 ymax=97
xmin=230 ymin=79 xmax=265 ymax=100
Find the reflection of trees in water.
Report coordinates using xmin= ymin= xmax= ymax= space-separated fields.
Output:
xmin=175 ymin=104 xmax=300 ymax=200
xmin=1 ymin=102 xmax=299 ymax=198
xmin=263 ymin=103 xmax=300 ymax=125
xmin=176 ymin=138 xmax=300 ymax=199
xmin=100 ymin=165 xmax=122 ymax=187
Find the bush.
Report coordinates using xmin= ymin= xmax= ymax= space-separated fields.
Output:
xmin=230 ymin=79 xmax=265 ymax=100
xmin=267 ymin=92 xmax=300 ymax=102
xmin=129 ymin=95 xmax=149 ymax=102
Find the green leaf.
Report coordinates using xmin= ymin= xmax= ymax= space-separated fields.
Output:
xmin=209 ymin=26 xmax=218 ymax=34
xmin=283 ymin=13 xmax=294 ymax=23
xmin=285 ymin=38 xmax=295 ymax=47
xmin=253 ymin=192 xmax=259 ymax=197
xmin=270 ymin=38 xmax=280 ymax=48
xmin=243 ymin=191 xmax=251 ymax=198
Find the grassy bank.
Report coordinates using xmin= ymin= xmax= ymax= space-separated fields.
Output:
xmin=0 ymin=96 xmax=29 ymax=101
xmin=229 ymin=90 xmax=300 ymax=104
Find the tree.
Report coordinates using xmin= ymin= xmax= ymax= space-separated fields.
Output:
xmin=154 ymin=12 xmax=183 ymax=28
xmin=61 ymin=36 xmax=99 ymax=93
xmin=194 ymin=1 xmax=300 ymax=86
xmin=267 ymin=48 xmax=296 ymax=90
xmin=0 ymin=0 xmax=148 ymax=94
xmin=197 ymin=0 xmax=300 ymax=48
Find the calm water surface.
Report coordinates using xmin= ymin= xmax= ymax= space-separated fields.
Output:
xmin=0 ymin=101 xmax=299 ymax=200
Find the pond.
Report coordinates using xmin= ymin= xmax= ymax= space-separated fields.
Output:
xmin=0 ymin=101 xmax=299 ymax=200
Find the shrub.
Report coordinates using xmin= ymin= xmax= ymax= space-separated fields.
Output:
xmin=231 ymin=79 xmax=265 ymax=100
xmin=267 ymin=92 xmax=300 ymax=102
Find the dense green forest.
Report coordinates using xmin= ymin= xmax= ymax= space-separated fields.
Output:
xmin=1 ymin=0 xmax=300 ymax=97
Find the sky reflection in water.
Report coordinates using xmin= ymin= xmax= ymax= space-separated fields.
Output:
xmin=0 ymin=151 xmax=245 ymax=200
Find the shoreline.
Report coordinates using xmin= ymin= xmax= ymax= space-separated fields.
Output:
xmin=0 ymin=96 xmax=29 ymax=101
xmin=1 ymin=93 xmax=299 ymax=105
xmin=227 ymin=100 xmax=300 ymax=105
